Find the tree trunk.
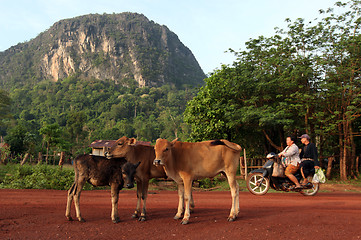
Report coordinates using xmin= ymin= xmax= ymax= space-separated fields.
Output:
xmin=20 ymin=153 xmax=30 ymax=166
xmin=339 ymin=122 xmax=347 ymax=181
xmin=262 ymin=130 xmax=282 ymax=152
xmin=342 ymin=119 xmax=353 ymax=180
xmin=45 ymin=143 xmax=49 ymax=165
xmin=59 ymin=152 xmax=65 ymax=169
xmin=326 ymin=156 xmax=334 ymax=180
xmin=356 ymin=156 xmax=360 ymax=176
xmin=305 ymin=105 xmax=309 ymax=135
xmin=318 ymin=135 xmax=324 ymax=169
xmin=341 ymin=141 xmax=348 ymax=181
xmin=38 ymin=152 xmax=42 ymax=165
xmin=350 ymin=123 xmax=357 ymax=179
xmin=53 ymin=151 xmax=56 ymax=165
xmin=351 ymin=153 xmax=356 ymax=179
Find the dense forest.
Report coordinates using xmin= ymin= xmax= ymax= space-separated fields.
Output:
xmin=0 ymin=77 xmax=197 ymax=157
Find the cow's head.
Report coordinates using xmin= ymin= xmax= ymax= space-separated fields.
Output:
xmin=106 ymin=136 xmax=136 ymax=159
xmin=153 ymin=138 xmax=178 ymax=166
xmin=122 ymin=161 xmax=141 ymax=189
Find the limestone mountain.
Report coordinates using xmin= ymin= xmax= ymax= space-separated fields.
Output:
xmin=0 ymin=13 xmax=205 ymax=89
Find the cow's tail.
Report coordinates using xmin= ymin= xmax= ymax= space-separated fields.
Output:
xmin=210 ymin=139 xmax=242 ymax=152
xmin=69 ymin=154 xmax=85 ymax=195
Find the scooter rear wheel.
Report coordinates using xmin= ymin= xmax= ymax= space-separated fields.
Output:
xmin=246 ymin=172 xmax=270 ymax=195
xmin=300 ymin=176 xmax=319 ymax=196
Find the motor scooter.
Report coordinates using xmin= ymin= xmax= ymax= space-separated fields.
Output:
xmin=246 ymin=152 xmax=319 ymax=196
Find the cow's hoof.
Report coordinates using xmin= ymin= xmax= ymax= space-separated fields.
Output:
xmin=112 ymin=217 xmax=120 ymax=223
xmin=181 ymin=219 xmax=189 ymax=225
xmin=131 ymin=213 xmax=138 ymax=219
xmin=66 ymin=216 xmax=73 ymax=221
xmin=227 ymin=216 xmax=236 ymax=222
xmin=174 ymin=215 xmax=181 ymax=220
xmin=78 ymin=218 xmax=86 ymax=222
xmin=138 ymin=216 xmax=146 ymax=222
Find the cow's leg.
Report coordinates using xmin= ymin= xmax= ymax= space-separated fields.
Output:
xmin=235 ymin=179 xmax=240 ymax=216
xmin=225 ymin=172 xmax=239 ymax=222
xmin=174 ymin=182 xmax=184 ymax=220
xmin=139 ymin=179 xmax=149 ymax=221
xmin=181 ymin=177 xmax=193 ymax=225
xmin=190 ymin=191 xmax=195 ymax=213
xmin=73 ymin=177 xmax=86 ymax=222
xmin=110 ymin=183 xmax=120 ymax=223
xmin=65 ymin=182 xmax=76 ymax=221
xmin=132 ymin=180 xmax=142 ymax=219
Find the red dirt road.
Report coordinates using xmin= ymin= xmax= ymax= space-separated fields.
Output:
xmin=0 ymin=189 xmax=361 ymax=240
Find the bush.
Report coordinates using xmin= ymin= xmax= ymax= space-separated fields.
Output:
xmin=197 ymin=177 xmax=224 ymax=189
xmin=0 ymin=164 xmax=105 ymax=190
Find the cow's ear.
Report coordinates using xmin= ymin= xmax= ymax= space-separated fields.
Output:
xmin=129 ymin=138 xmax=137 ymax=145
xmin=171 ymin=138 xmax=178 ymax=146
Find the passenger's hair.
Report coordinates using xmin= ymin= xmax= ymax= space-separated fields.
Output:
xmin=287 ymin=135 xmax=297 ymax=143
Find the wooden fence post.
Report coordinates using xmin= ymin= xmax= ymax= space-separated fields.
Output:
xmin=244 ymin=149 xmax=247 ymax=180
xmin=240 ymin=156 xmax=244 ymax=177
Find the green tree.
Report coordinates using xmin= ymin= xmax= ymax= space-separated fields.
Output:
xmin=5 ymin=124 xmax=28 ymax=154
xmin=39 ymin=123 xmax=62 ymax=163
xmin=314 ymin=1 xmax=361 ymax=180
xmin=185 ymin=0 xmax=361 ymax=169
xmin=66 ymin=111 xmax=87 ymax=144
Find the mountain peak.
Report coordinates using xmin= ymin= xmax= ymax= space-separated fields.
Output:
xmin=0 ymin=12 xmax=205 ymax=89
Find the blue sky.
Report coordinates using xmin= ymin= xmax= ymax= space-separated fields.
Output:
xmin=0 ymin=0 xmax=339 ymax=74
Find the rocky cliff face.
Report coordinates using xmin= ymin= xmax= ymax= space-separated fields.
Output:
xmin=0 ymin=13 xmax=205 ymax=89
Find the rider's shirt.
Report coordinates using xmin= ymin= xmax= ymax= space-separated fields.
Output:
xmin=280 ymin=143 xmax=301 ymax=167
xmin=300 ymin=142 xmax=319 ymax=166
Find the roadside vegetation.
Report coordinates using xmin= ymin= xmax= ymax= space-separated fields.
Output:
xmin=1 ymin=163 xmax=361 ymax=192
xmin=0 ymin=164 xmax=104 ymax=190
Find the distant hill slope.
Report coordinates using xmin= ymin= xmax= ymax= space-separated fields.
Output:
xmin=0 ymin=13 xmax=205 ymax=89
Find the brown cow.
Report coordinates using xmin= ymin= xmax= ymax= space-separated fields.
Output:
xmin=153 ymin=139 xmax=241 ymax=225
xmin=65 ymin=154 xmax=139 ymax=223
xmin=106 ymin=136 xmax=195 ymax=221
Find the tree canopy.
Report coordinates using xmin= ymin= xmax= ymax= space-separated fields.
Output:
xmin=1 ymin=77 xmax=197 ymax=157
xmin=184 ymin=0 xmax=361 ymax=180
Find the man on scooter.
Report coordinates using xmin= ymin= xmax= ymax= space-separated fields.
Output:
xmin=278 ymin=136 xmax=302 ymax=189
xmin=299 ymin=134 xmax=320 ymax=185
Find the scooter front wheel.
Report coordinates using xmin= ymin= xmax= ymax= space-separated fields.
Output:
xmin=246 ymin=172 xmax=270 ymax=195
